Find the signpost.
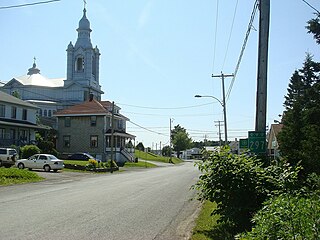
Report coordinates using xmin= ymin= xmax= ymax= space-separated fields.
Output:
xmin=248 ymin=131 xmax=266 ymax=154
xmin=239 ymin=138 xmax=248 ymax=149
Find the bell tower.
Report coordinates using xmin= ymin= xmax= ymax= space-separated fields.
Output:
xmin=65 ymin=7 xmax=103 ymax=101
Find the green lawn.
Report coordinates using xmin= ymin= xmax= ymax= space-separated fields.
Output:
xmin=191 ymin=201 xmax=220 ymax=240
xmin=63 ymin=160 xmax=88 ymax=166
xmin=123 ymin=161 xmax=157 ymax=168
xmin=134 ymin=150 xmax=183 ymax=164
xmin=0 ymin=168 xmax=44 ymax=185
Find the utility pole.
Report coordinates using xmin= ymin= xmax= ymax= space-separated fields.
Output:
xmin=169 ymin=118 xmax=173 ymax=163
xmin=110 ymin=101 xmax=115 ymax=171
xmin=214 ymin=120 xmax=223 ymax=147
xmin=255 ymin=0 xmax=270 ymax=133
xmin=212 ymin=72 xmax=234 ymax=145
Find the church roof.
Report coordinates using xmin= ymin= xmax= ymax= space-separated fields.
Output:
xmin=0 ymin=91 xmax=38 ymax=109
xmin=12 ymin=61 xmax=64 ymax=87
xmin=14 ymin=74 xmax=64 ymax=87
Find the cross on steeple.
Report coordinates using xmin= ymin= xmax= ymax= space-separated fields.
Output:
xmin=33 ymin=56 xmax=36 ymax=64
xmin=83 ymin=0 xmax=87 ymax=9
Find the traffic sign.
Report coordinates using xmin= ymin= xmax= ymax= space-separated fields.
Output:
xmin=248 ymin=131 xmax=266 ymax=154
xmin=239 ymin=138 xmax=248 ymax=149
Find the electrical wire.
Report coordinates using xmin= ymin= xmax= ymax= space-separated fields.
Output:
xmin=222 ymin=0 xmax=239 ymax=70
xmin=0 ymin=0 xmax=60 ymax=10
xmin=128 ymin=120 xmax=169 ymax=137
xmin=116 ymin=102 xmax=214 ymax=110
xmin=226 ymin=0 xmax=259 ymax=101
xmin=302 ymin=0 xmax=320 ymax=14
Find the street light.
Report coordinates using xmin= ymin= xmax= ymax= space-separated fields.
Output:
xmin=195 ymin=94 xmax=228 ymax=145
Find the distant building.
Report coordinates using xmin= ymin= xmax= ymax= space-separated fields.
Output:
xmin=267 ymin=123 xmax=283 ymax=159
xmin=0 ymin=91 xmax=48 ymax=147
xmin=1 ymin=8 xmax=103 ymax=116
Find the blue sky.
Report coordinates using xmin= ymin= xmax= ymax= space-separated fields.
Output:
xmin=1 ymin=0 xmax=319 ymax=148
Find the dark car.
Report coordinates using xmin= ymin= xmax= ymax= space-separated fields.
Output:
xmin=68 ymin=153 xmax=96 ymax=161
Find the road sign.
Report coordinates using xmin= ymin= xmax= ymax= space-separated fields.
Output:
xmin=248 ymin=131 xmax=266 ymax=154
xmin=239 ymin=138 xmax=248 ymax=149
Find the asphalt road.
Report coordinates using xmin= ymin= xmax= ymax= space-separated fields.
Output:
xmin=0 ymin=161 xmax=201 ymax=240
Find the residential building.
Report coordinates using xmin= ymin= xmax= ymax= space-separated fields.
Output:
xmin=267 ymin=123 xmax=283 ymax=159
xmin=54 ymin=96 xmax=135 ymax=165
xmin=0 ymin=91 xmax=48 ymax=147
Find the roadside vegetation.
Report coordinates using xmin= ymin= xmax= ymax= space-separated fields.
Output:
xmin=134 ymin=150 xmax=182 ymax=164
xmin=191 ymin=13 xmax=320 ymax=239
xmin=0 ymin=168 xmax=43 ymax=185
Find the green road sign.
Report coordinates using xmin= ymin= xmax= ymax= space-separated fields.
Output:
xmin=248 ymin=131 xmax=266 ymax=154
xmin=239 ymin=138 xmax=248 ymax=149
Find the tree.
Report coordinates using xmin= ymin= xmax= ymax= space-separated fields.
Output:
xmin=162 ymin=145 xmax=171 ymax=157
xmin=306 ymin=13 xmax=320 ymax=44
xmin=135 ymin=142 xmax=145 ymax=151
xmin=171 ymin=125 xmax=192 ymax=158
xmin=278 ymin=54 xmax=320 ymax=175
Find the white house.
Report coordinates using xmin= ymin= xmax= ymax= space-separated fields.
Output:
xmin=0 ymin=91 xmax=48 ymax=147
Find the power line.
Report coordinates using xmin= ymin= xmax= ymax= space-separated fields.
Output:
xmin=222 ymin=0 xmax=239 ymax=70
xmin=0 ymin=0 xmax=60 ymax=10
xmin=226 ymin=0 xmax=259 ymax=101
xmin=128 ymin=120 xmax=169 ymax=137
xmin=302 ymin=0 xmax=320 ymax=14
xmin=116 ymin=102 xmax=214 ymax=110
xmin=211 ymin=0 xmax=219 ymax=74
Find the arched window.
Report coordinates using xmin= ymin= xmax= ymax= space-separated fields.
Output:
xmin=76 ymin=56 xmax=84 ymax=72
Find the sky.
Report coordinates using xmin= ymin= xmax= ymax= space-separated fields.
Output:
xmin=1 ymin=0 xmax=319 ymax=149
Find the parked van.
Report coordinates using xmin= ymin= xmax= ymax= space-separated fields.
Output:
xmin=0 ymin=148 xmax=18 ymax=168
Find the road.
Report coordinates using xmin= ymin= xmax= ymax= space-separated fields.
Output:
xmin=0 ymin=161 xmax=201 ymax=240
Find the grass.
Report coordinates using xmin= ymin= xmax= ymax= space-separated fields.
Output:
xmin=134 ymin=150 xmax=183 ymax=164
xmin=0 ymin=167 xmax=44 ymax=186
xmin=123 ymin=161 xmax=157 ymax=168
xmin=191 ymin=201 xmax=220 ymax=240
xmin=63 ymin=160 xmax=88 ymax=166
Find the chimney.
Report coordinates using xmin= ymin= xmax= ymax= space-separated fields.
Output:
xmin=89 ymin=93 xmax=94 ymax=101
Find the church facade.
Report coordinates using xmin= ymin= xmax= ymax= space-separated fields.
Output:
xmin=1 ymin=8 xmax=103 ymax=116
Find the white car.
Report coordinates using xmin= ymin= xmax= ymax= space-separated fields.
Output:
xmin=16 ymin=154 xmax=64 ymax=172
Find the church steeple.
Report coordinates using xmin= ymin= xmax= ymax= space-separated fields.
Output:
xmin=65 ymin=6 xmax=102 ymax=101
xmin=27 ymin=57 xmax=40 ymax=75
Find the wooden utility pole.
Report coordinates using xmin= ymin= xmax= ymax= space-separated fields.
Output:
xmin=212 ymin=72 xmax=234 ymax=145
xmin=214 ymin=120 xmax=223 ymax=147
xmin=110 ymin=101 xmax=115 ymax=164
xmin=255 ymin=0 xmax=270 ymax=132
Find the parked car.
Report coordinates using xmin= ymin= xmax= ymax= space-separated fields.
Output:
xmin=0 ymin=148 xmax=18 ymax=168
xmin=16 ymin=154 xmax=64 ymax=172
xmin=68 ymin=153 xmax=97 ymax=161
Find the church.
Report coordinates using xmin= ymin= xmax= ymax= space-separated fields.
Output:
xmin=0 ymin=7 xmax=135 ymax=163
xmin=1 ymin=8 xmax=103 ymax=116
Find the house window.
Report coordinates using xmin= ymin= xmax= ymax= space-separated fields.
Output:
xmin=44 ymin=110 xmax=47 ymax=117
xmin=0 ymin=104 xmax=5 ymax=117
xmin=90 ymin=116 xmax=97 ymax=126
xmin=11 ymin=106 xmax=17 ymax=119
xmin=22 ymin=109 xmax=27 ymax=120
xmin=90 ymin=135 xmax=98 ymax=148
xmin=65 ymin=117 xmax=71 ymax=127
xmin=63 ymin=135 xmax=70 ymax=148
xmin=48 ymin=110 xmax=52 ymax=117
xmin=0 ymin=128 xmax=5 ymax=139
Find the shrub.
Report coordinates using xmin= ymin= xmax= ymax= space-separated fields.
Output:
xmin=193 ymin=148 xmax=300 ymax=234
xmin=238 ymin=193 xmax=320 ymax=239
xmin=20 ymin=145 xmax=41 ymax=159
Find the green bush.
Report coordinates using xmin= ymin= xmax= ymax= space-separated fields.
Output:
xmin=193 ymin=148 xmax=300 ymax=234
xmin=238 ymin=193 xmax=320 ymax=239
xmin=20 ymin=145 xmax=41 ymax=159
